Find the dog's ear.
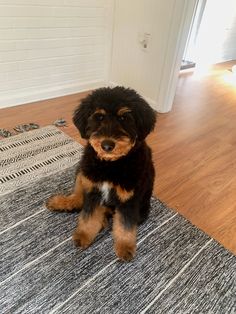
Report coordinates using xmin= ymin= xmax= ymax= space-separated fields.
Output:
xmin=133 ymin=99 xmax=157 ymax=140
xmin=73 ymin=96 xmax=93 ymax=139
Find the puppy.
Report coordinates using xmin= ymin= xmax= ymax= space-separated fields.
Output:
xmin=46 ymin=86 xmax=156 ymax=261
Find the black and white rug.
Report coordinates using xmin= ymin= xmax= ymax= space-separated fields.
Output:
xmin=0 ymin=126 xmax=235 ymax=314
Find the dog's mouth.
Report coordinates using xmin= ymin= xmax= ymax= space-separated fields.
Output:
xmin=89 ymin=135 xmax=135 ymax=161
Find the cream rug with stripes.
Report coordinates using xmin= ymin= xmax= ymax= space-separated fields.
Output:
xmin=0 ymin=126 xmax=235 ymax=314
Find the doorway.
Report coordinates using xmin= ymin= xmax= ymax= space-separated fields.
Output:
xmin=181 ymin=0 xmax=236 ymax=72
xmin=181 ymin=0 xmax=207 ymax=70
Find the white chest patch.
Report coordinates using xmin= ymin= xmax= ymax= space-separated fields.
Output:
xmin=100 ymin=182 xmax=111 ymax=204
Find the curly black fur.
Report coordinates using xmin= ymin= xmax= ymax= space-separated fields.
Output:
xmin=74 ymin=86 xmax=156 ymax=227
xmin=46 ymin=86 xmax=157 ymax=260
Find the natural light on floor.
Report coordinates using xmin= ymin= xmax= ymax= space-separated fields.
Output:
xmin=222 ymin=65 xmax=236 ymax=87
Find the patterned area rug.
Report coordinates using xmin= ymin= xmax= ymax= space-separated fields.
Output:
xmin=0 ymin=126 xmax=235 ymax=314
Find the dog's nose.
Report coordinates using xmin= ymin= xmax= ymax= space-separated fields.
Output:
xmin=101 ymin=140 xmax=115 ymax=152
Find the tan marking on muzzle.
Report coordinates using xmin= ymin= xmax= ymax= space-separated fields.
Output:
xmin=89 ymin=136 xmax=135 ymax=161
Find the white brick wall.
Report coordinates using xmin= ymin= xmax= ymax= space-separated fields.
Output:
xmin=0 ymin=0 xmax=114 ymax=108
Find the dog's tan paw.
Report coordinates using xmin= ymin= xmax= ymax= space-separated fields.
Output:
xmin=72 ymin=230 xmax=93 ymax=249
xmin=46 ymin=195 xmax=75 ymax=212
xmin=114 ymin=243 xmax=136 ymax=262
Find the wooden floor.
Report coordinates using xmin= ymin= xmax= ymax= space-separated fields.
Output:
xmin=1 ymin=60 xmax=236 ymax=254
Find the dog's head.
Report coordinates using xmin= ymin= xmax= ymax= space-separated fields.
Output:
xmin=73 ymin=87 xmax=156 ymax=161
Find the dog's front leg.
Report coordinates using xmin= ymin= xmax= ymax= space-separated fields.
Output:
xmin=46 ymin=173 xmax=84 ymax=212
xmin=73 ymin=203 xmax=107 ymax=249
xmin=113 ymin=210 xmax=137 ymax=262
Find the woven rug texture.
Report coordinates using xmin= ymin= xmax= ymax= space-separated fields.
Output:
xmin=0 ymin=126 xmax=235 ymax=314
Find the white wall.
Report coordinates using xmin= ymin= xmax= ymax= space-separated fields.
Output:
xmin=195 ymin=0 xmax=236 ymax=65
xmin=0 ymin=0 xmax=197 ymax=112
xmin=110 ymin=0 xmax=197 ymax=112
xmin=0 ymin=0 xmax=114 ymax=108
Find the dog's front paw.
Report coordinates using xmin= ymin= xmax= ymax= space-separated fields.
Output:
xmin=46 ymin=195 xmax=67 ymax=211
xmin=46 ymin=195 xmax=78 ymax=212
xmin=114 ymin=243 xmax=136 ymax=262
xmin=72 ymin=230 xmax=92 ymax=249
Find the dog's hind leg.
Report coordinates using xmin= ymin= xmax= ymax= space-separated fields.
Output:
xmin=46 ymin=173 xmax=84 ymax=212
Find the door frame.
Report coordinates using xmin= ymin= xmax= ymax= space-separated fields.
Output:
xmin=156 ymin=0 xmax=198 ymax=113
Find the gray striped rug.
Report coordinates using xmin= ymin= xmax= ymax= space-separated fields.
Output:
xmin=0 ymin=126 xmax=235 ymax=314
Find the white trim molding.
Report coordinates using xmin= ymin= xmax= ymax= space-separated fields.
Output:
xmin=0 ymin=80 xmax=105 ymax=109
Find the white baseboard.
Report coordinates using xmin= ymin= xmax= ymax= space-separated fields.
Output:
xmin=0 ymin=80 xmax=106 ymax=109
xmin=142 ymin=96 xmax=159 ymax=111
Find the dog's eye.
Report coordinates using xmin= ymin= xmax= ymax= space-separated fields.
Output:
xmin=118 ymin=115 xmax=126 ymax=121
xmin=95 ymin=114 xmax=105 ymax=121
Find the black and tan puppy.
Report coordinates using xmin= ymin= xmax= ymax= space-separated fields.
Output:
xmin=46 ymin=86 xmax=156 ymax=261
